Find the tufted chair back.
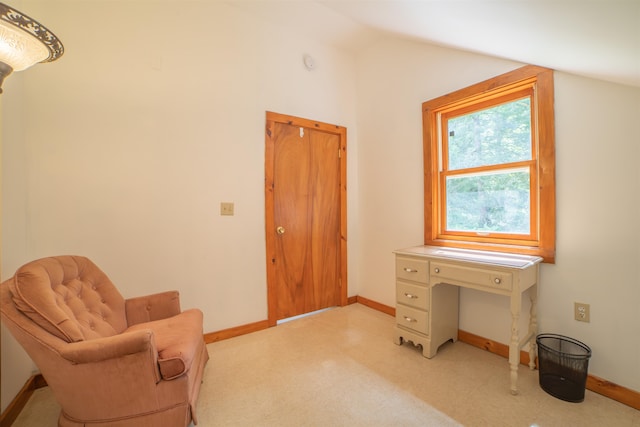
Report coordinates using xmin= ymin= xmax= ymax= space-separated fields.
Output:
xmin=8 ymin=255 xmax=127 ymax=342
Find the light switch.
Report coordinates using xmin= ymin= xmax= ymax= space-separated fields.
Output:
xmin=220 ymin=202 xmax=234 ymax=216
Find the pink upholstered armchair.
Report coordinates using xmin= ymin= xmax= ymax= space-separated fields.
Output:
xmin=0 ymin=256 xmax=209 ymax=427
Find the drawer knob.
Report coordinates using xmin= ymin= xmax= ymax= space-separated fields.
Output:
xmin=404 ymin=292 xmax=418 ymax=299
xmin=403 ymin=267 xmax=418 ymax=273
xmin=403 ymin=316 xmax=417 ymax=323
xmin=434 ymin=267 xmax=440 ymax=273
xmin=494 ymin=278 xmax=501 ymax=284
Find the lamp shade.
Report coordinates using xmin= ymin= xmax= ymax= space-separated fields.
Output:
xmin=0 ymin=2 xmax=63 ymax=91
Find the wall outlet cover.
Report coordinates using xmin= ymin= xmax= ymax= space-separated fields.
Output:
xmin=574 ymin=302 xmax=590 ymax=323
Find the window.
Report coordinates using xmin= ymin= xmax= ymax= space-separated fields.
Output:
xmin=423 ymin=66 xmax=555 ymax=262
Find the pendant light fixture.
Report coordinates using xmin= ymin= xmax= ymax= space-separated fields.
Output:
xmin=0 ymin=2 xmax=64 ymax=93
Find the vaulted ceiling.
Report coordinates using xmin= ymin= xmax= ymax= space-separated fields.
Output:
xmin=228 ymin=0 xmax=640 ymax=88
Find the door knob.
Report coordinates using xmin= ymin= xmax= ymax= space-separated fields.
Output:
xmin=276 ymin=226 xmax=285 ymax=235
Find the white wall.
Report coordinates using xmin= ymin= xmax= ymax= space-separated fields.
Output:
xmin=1 ymin=67 xmax=36 ymax=411
xmin=355 ymin=38 xmax=640 ymax=392
xmin=1 ymin=0 xmax=31 ymax=295
xmin=1 ymin=0 xmax=360 ymax=411
xmin=544 ymin=73 xmax=640 ymax=389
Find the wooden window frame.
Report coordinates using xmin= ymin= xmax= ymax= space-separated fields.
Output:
xmin=422 ymin=65 xmax=556 ymax=263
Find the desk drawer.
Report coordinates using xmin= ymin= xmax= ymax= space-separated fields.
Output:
xmin=431 ymin=262 xmax=512 ymax=291
xmin=396 ymin=304 xmax=429 ymax=335
xmin=396 ymin=257 xmax=428 ymax=283
xmin=396 ymin=281 xmax=429 ymax=310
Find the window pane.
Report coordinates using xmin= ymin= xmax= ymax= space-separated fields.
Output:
xmin=447 ymin=98 xmax=531 ymax=170
xmin=446 ymin=170 xmax=530 ymax=234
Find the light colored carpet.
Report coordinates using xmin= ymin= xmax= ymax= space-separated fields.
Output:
xmin=11 ymin=304 xmax=640 ymax=426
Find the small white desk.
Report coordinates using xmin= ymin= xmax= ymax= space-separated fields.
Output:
xmin=393 ymin=245 xmax=543 ymax=395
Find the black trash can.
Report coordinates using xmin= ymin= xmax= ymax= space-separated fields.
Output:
xmin=536 ymin=334 xmax=592 ymax=402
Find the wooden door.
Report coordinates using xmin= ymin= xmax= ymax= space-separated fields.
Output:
xmin=265 ymin=112 xmax=347 ymax=325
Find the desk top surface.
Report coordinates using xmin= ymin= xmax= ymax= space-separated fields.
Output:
xmin=394 ymin=245 xmax=543 ymax=269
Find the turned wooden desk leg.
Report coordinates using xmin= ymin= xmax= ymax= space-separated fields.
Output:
xmin=528 ymin=283 xmax=539 ymax=370
xmin=509 ymin=293 xmax=521 ymax=395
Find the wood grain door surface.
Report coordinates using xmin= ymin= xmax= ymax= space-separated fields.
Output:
xmin=265 ymin=112 xmax=347 ymax=325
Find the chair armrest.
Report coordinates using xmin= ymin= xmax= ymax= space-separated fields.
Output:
xmin=60 ymin=329 xmax=158 ymax=365
xmin=125 ymin=290 xmax=181 ymax=326
xmin=56 ymin=330 xmax=165 ymax=412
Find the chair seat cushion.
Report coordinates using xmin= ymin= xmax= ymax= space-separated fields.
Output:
xmin=126 ymin=308 xmax=204 ymax=380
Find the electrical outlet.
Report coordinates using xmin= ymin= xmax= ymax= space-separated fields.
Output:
xmin=574 ymin=302 xmax=590 ymax=322
xmin=220 ymin=202 xmax=234 ymax=216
